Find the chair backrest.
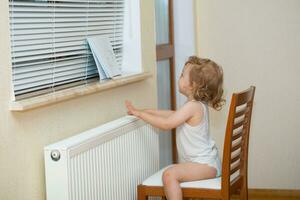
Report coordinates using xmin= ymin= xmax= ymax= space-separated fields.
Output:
xmin=221 ymin=86 xmax=256 ymax=196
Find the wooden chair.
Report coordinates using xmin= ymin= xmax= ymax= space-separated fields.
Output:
xmin=137 ymin=86 xmax=256 ymax=200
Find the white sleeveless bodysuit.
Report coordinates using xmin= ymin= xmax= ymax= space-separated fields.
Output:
xmin=176 ymin=101 xmax=222 ymax=177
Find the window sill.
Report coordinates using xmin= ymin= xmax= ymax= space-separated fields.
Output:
xmin=10 ymin=72 xmax=152 ymax=112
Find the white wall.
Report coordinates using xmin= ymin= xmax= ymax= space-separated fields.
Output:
xmin=195 ymin=0 xmax=300 ymax=189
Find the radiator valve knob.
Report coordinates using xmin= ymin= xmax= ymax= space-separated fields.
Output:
xmin=51 ymin=150 xmax=61 ymax=161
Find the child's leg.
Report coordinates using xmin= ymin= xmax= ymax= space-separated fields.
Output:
xmin=162 ymin=162 xmax=217 ymax=200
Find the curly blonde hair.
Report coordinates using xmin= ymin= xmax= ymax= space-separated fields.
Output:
xmin=185 ymin=56 xmax=225 ymax=110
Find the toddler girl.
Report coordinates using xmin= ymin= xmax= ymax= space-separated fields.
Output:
xmin=125 ymin=56 xmax=224 ymax=200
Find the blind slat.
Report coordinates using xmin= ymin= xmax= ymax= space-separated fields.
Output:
xmin=11 ymin=17 xmax=122 ymax=25
xmin=12 ymin=34 xmax=122 ymax=47
xmin=11 ymin=31 xmax=122 ymax=41
xmin=11 ymin=25 xmax=123 ymax=35
xmin=12 ymin=41 xmax=122 ymax=53
xmin=10 ymin=12 xmax=124 ymax=18
xmin=12 ymin=44 xmax=122 ymax=61
xmin=11 ymin=1 xmax=123 ymax=8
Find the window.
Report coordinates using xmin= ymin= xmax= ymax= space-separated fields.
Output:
xmin=9 ymin=0 xmax=127 ymax=99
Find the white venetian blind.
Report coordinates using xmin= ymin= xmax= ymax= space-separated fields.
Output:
xmin=9 ymin=0 xmax=124 ymax=99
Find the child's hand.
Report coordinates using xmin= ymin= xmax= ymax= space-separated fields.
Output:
xmin=125 ymin=100 xmax=140 ymax=117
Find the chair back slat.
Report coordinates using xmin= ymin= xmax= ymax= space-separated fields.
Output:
xmin=232 ymin=129 xmax=243 ymax=141
xmin=221 ymin=86 xmax=255 ymax=196
xmin=230 ymin=151 xmax=241 ymax=164
xmin=236 ymin=88 xmax=254 ymax=106
xmin=231 ymin=140 xmax=242 ymax=152
xmin=230 ymin=161 xmax=241 ymax=174
xmin=232 ymin=119 xmax=245 ymax=130
xmin=235 ymin=107 xmax=248 ymax=118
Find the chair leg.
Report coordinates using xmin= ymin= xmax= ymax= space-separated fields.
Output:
xmin=240 ymin=177 xmax=248 ymax=200
xmin=137 ymin=185 xmax=148 ymax=200
xmin=240 ymin=187 xmax=248 ymax=200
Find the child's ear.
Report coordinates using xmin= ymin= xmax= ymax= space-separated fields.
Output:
xmin=189 ymin=82 xmax=196 ymax=90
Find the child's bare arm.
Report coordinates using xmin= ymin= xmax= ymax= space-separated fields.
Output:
xmin=143 ymin=109 xmax=175 ymax=118
xmin=125 ymin=101 xmax=174 ymax=118
xmin=125 ymin=100 xmax=195 ymax=130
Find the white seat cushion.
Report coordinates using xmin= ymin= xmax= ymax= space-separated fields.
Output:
xmin=142 ymin=165 xmax=221 ymax=190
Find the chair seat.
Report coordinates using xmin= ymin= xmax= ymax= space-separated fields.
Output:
xmin=142 ymin=165 xmax=221 ymax=190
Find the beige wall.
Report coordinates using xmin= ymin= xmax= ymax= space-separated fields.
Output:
xmin=195 ymin=0 xmax=300 ymax=189
xmin=0 ymin=1 xmax=157 ymax=200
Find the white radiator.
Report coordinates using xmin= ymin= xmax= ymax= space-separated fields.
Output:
xmin=44 ymin=116 xmax=160 ymax=200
